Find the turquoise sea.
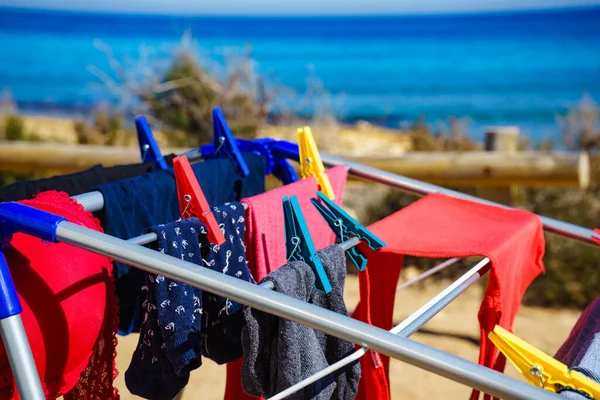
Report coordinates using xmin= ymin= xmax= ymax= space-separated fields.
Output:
xmin=1 ymin=6 xmax=599 ymax=142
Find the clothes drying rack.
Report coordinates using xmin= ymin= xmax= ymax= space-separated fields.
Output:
xmin=0 ymin=138 xmax=592 ymax=400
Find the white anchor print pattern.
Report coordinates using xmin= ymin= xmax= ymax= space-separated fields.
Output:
xmin=222 ymin=250 xmax=231 ymax=274
xmin=202 ymin=259 xmax=215 ymax=267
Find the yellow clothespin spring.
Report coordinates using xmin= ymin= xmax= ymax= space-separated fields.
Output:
xmin=489 ymin=325 xmax=600 ymax=398
xmin=297 ymin=126 xmax=335 ymax=200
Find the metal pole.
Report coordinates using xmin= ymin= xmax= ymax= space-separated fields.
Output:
xmin=0 ymin=316 xmax=44 ymax=399
xmin=396 ymin=257 xmax=460 ymax=291
xmin=72 ymin=191 xmax=104 ymax=212
xmin=268 ymin=258 xmax=490 ymax=400
xmin=268 ymin=141 xmax=596 ymax=245
xmin=54 ymin=222 xmax=556 ymax=400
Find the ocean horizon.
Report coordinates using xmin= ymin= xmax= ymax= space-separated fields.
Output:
xmin=1 ymin=6 xmax=600 ymax=143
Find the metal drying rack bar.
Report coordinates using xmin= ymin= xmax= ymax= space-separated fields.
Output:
xmin=54 ymin=220 xmax=555 ymax=400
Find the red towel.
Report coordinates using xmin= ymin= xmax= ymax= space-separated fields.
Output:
xmin=224 ymin=166 xmax=349 ymax=400
xmin=351 ymin=265 xmax=393 ymax=400
xmin=353 ymin=193 xmax=545 ymax=400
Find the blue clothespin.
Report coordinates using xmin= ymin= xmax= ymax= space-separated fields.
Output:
xmin=283 ymin=196 xmax=332 ymax=293
xmin=310 ymin=191 xmax=386 ymax=271
xmin=135 ymin=116 xmax=168 ymax=170
xmin=199 ymin=136 xmax=299 ymax=184
xmin=235 ymin=138 xmax=299 ymax=184
xmin=209 ymin=107 xmax=250 ymax=177
xmin=272 ymin=159 xmax=299 ymax=184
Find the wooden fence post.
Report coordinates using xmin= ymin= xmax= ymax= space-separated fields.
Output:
xmin=475 ymin=126 xmax=520 ymax=296
xmin=477 ymin=126 xmax=520 ymax=205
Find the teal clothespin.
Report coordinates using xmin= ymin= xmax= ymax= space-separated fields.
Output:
xmin=283 ymin=195 xmax=332 ymax=293
xmin=310 ymin=191 xmax=386 ymax=271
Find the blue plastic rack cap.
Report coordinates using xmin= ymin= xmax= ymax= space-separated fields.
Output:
xmin=0 ymin=252 xmax=21 ymax=318
xmin=207 ymin=107 xmax=251 ymax=177
xmin=0 ymin=202 xmax=66 ymax=244
xmin=135 ymin=116 xmax=168 ymax=170
xmin=0 ymin=202 xmax=67 ymax=319
xmin=283 ymin=195 xmax=332 ymax=293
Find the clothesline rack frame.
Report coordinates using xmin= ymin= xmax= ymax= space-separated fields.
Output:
xmin=0 ymin=138 xmax=585 ymax=399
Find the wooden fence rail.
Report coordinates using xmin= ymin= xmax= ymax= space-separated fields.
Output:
xmin=0 ymin=141 xmax=590 ymax=188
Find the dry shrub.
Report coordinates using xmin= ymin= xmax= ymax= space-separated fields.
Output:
xmin=3 ymin=115 xmax=26 ymax=141
xmin=89 ymin=37 xmax=275 ymax=147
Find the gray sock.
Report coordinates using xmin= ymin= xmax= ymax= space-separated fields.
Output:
xmin=241 ymin=245 xmax=361 ymax=400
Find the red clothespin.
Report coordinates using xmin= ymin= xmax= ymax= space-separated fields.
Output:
xmin=173 ymin=155 xmax=225 ymax=245
xmin=593 ymin=228 xmax=600 ymax=246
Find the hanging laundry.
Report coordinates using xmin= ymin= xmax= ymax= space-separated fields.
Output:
xmin=352 ymin=193 xmax=545 ymax=400
xmin=351 ymin=266 xmax=392 ymax=400
xmin=555 ymin=296 xmax=600 ymax=399
xmin=0 ymin=191 xmax=117 ymax=399
xmin=225 ymin=165 xmax=348 ymax=400
xmin=241 ymin=245 xmax=360 ymax=400
xmin=0 ymin=157 xmax=175 ymax=202
xmin=126 ymin=202 xmax=253 ymax=399
xmin=202 ymin=204 xmax=255 ymax=364
xmin=96 ymin=153 xmax=265 ymax=335
xmin=241 ymin=165 xmax=347 ymax=282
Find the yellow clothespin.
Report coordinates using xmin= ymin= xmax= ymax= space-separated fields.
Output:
xmin=297 ymin=126 xmax=335 ymax=200
xmin=489 ymin=325 xmax=600 ymax=398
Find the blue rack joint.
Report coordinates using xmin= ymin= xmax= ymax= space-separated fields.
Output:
xmin=0 ymin=202 xmax=66 ymax=319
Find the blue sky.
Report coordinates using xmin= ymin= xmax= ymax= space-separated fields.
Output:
xmin=2 ymin=0 xmax=600 ymax=15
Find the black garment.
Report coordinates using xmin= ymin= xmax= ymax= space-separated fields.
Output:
xmin=96 ymin=153 xmax=266 ymax=335
xmin=0 ymin=155 xmax=175 ymax=202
